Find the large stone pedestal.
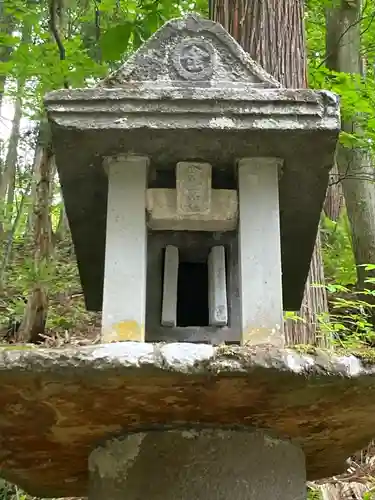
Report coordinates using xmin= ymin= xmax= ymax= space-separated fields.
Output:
xmin=88 ymin=428 xmax=306 ymax=500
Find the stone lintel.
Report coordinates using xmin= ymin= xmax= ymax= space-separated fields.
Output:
xmin=101 ymin=155 xmax=149 ymax=343
xmin=147 ymin=189 xmax=238 ymax=231
xmin=88 ymin=429 xmax=306 ymax=500
xmin=0 ymin=342 xmax=372 ymax=497
xmin=148 ymin=161 xmax=238 ymax=231
xmin=238 ymin=157 xmax=284 ymax=347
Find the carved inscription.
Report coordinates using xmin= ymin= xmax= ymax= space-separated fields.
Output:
xmin=176 ymin=162 xmax=211 ymax=215
xmin=172 ymin=38 xmax=215 ymax=81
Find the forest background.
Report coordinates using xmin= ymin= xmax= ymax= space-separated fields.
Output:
xmin=1 ymin=0 xmax=375 ymax=498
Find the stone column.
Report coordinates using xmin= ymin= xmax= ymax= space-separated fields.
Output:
xmin=88 ymin=428 xmax=306 ymax=500
xmin=101 ymin=155 xmax=149 ymax=343
xmin=238 ymin=157 xmax=284 ymax=346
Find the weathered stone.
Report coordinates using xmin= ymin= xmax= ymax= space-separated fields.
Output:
xmin=161 ymin=245 xmax=179 ymax=327
xmin=0 ymin=342 xmax=374 ymax=497
xmin=208 ymin=245 xmax=228 ymax=326
xmin=176 ymin=162 xmax=212 ymax=216
xmin=101 ymin=155 xmax=148 ymax=343
xmin=238 ymin=157 xmax=284 ymax=346
xmin=88 ymin=429 xmax=306 ymax=500
xmin=44 ymin=14 xmax=340 ymax=313
xmin=147 ymin=161 xmax=238 ymax=232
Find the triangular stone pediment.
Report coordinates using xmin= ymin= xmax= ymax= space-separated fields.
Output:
xmin=101 ymin=13 xmax=281 ymax=88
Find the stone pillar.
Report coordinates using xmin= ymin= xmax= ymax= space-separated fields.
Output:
xmin=208 ymin=245 xmax=228 ymax=326
xmin=88 ymin=428 xmax=306 ymax=500
xmin=161 ymin=245 xmax=179 ymax=327
xmin=238 ymin=157 xmax=284 ymax=346
xmin=101 ymin=155 xmax=149 ymax=343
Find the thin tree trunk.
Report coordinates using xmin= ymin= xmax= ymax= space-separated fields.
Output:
xmin=211 ymin=0 xmax=329 ymax=346
xmin=25 ymin=145 xmax=43 ymax=236
xmin=16 ymin=146 xmax=53 ymax=343
xmin=326 ymin=0 xmax=375 ymax=289
xmin=54 ymin=201 xmax=69 ymax=243
xmin=0 ymin=184 xmax=30 ymax=291
xmin=324 ymin=163 xmax=344 ymax=221
xmin=0 ymin=18 xmax=30 ymax=225
xmin=0 ymin=11 xmax=14 ymax=110
xmin=0 ymin=89 xmax=22 ymax=215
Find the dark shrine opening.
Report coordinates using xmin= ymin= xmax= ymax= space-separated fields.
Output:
xmin=176 ymin=261 xmax=209 ymax=327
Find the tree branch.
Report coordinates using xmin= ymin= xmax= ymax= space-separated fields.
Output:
xmin=49 ymin=0 xmax=69 ymax=89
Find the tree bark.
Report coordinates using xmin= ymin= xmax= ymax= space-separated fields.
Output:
xmin=0 ymin=8 xmax=14 ymax=110
xmin=210 ymin=0 xmax=330 ymax=346
xmin=54 ymin=200 xmax=69 ymax=243
xmin=16 ymin=145 xmax=53 ymax=343
xmin=0 ymin=184 xmax=30 ymax=291
xmin=0 ymin=87 xmax=22 ymax=217
xmin=326 ymin=0 xmax=375 ymax=289
xmin=25 ymin=145 xmax=43 ymax=236
xmin=0 ymin=19 xmax=31 ymax=237
xmin=324 ymin=163 xmax=344 ymax=222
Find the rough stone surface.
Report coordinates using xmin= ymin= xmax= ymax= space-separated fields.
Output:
xmin=147 ymin=161 xmax=238 ymax=232
xmin=0 ymin=342 xmax=374 ymax=497
xmin=145 ymin=231 xmax=241 ymax=342
xmin=208 ymin=245 xmax=228 ymax=326
xmin=238 ymin=158 xmax=284 ymax=346
xmin=44 ymin=14 xmax=340 ymax=312
xmin=101 ymin=14 xmax=282 ymax=88
xmin=147 ymin=187 xmax=238 ymax=231
xmin=176 ymin=162 xmax=211 ymax=215
xmin=161 ymin=245 xmax=178 ymax=327
xmin=88 ymin=429 xmax=306 ymax=500
xmin=101 ymin=155 xmax=148 ymax=343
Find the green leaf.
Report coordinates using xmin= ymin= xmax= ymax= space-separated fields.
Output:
xmin=100 ymin=22 xmax=132 ymax=62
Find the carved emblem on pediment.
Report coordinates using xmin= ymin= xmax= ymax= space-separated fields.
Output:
xmin=172 ymin=38 xmax=215 ymax=81
xmin=101 ymin=14 xmax=282 ymax=89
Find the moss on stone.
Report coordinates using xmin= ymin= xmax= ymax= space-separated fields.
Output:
xmin=0 ymin=344 xmax=37 ymax=351
xmin=292 ymin=343 xmax=375 ymax=365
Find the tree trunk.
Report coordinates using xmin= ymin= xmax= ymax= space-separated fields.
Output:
xmin=326 ymin=0 xmax=375 ymax=289
xmin=324 ymin=163 xmax=344 ymax=222
xmin=210 ymin=0 xmax=329 ymax=346
xmin=0 ymin=9 xmax=14 ymax=110
xmin=25 ymin=145 xmax=44 ymax=236
xmin=16 ymin=145 xmax=53 ymax=343
xmin=54 ymin=201 xmax=69 ymax=243
xmin=0 ymin=185 xmax=30 ymax=291
xmin=0 ymin=18 xmax=30 ymax=234
xmin=0 ymin=87 xmax=22 ymax=216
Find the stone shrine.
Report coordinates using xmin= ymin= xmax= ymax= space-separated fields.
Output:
xmin=0 ymin=14 xmax=356 ymax=500
xmin=45 ymin=13 xmax=339 ymax=347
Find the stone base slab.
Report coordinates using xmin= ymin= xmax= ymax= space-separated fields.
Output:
xmin=0 ymin=342 xmax=373 ymax=497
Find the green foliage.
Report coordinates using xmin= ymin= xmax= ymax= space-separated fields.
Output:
xmin=307 ymin=0 xmax=375 ymax=152
xmin=322 ymin=285 xmax=375 ymax=349
xmin=321 ymin=213 xmax=356 ymax=286
xmin=364 ymin=490 xmax=375 ymax=500
xmin=307 ymin=486 xmax=322 ymax=500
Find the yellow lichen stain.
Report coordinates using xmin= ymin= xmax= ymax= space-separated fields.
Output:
xmin=51 ymin=424 xmax=122 ymax=444
xmin=242 ymin=325 xmax=284 ymax=347
xmin=102 ymin=320 xmax=144 ymax=343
